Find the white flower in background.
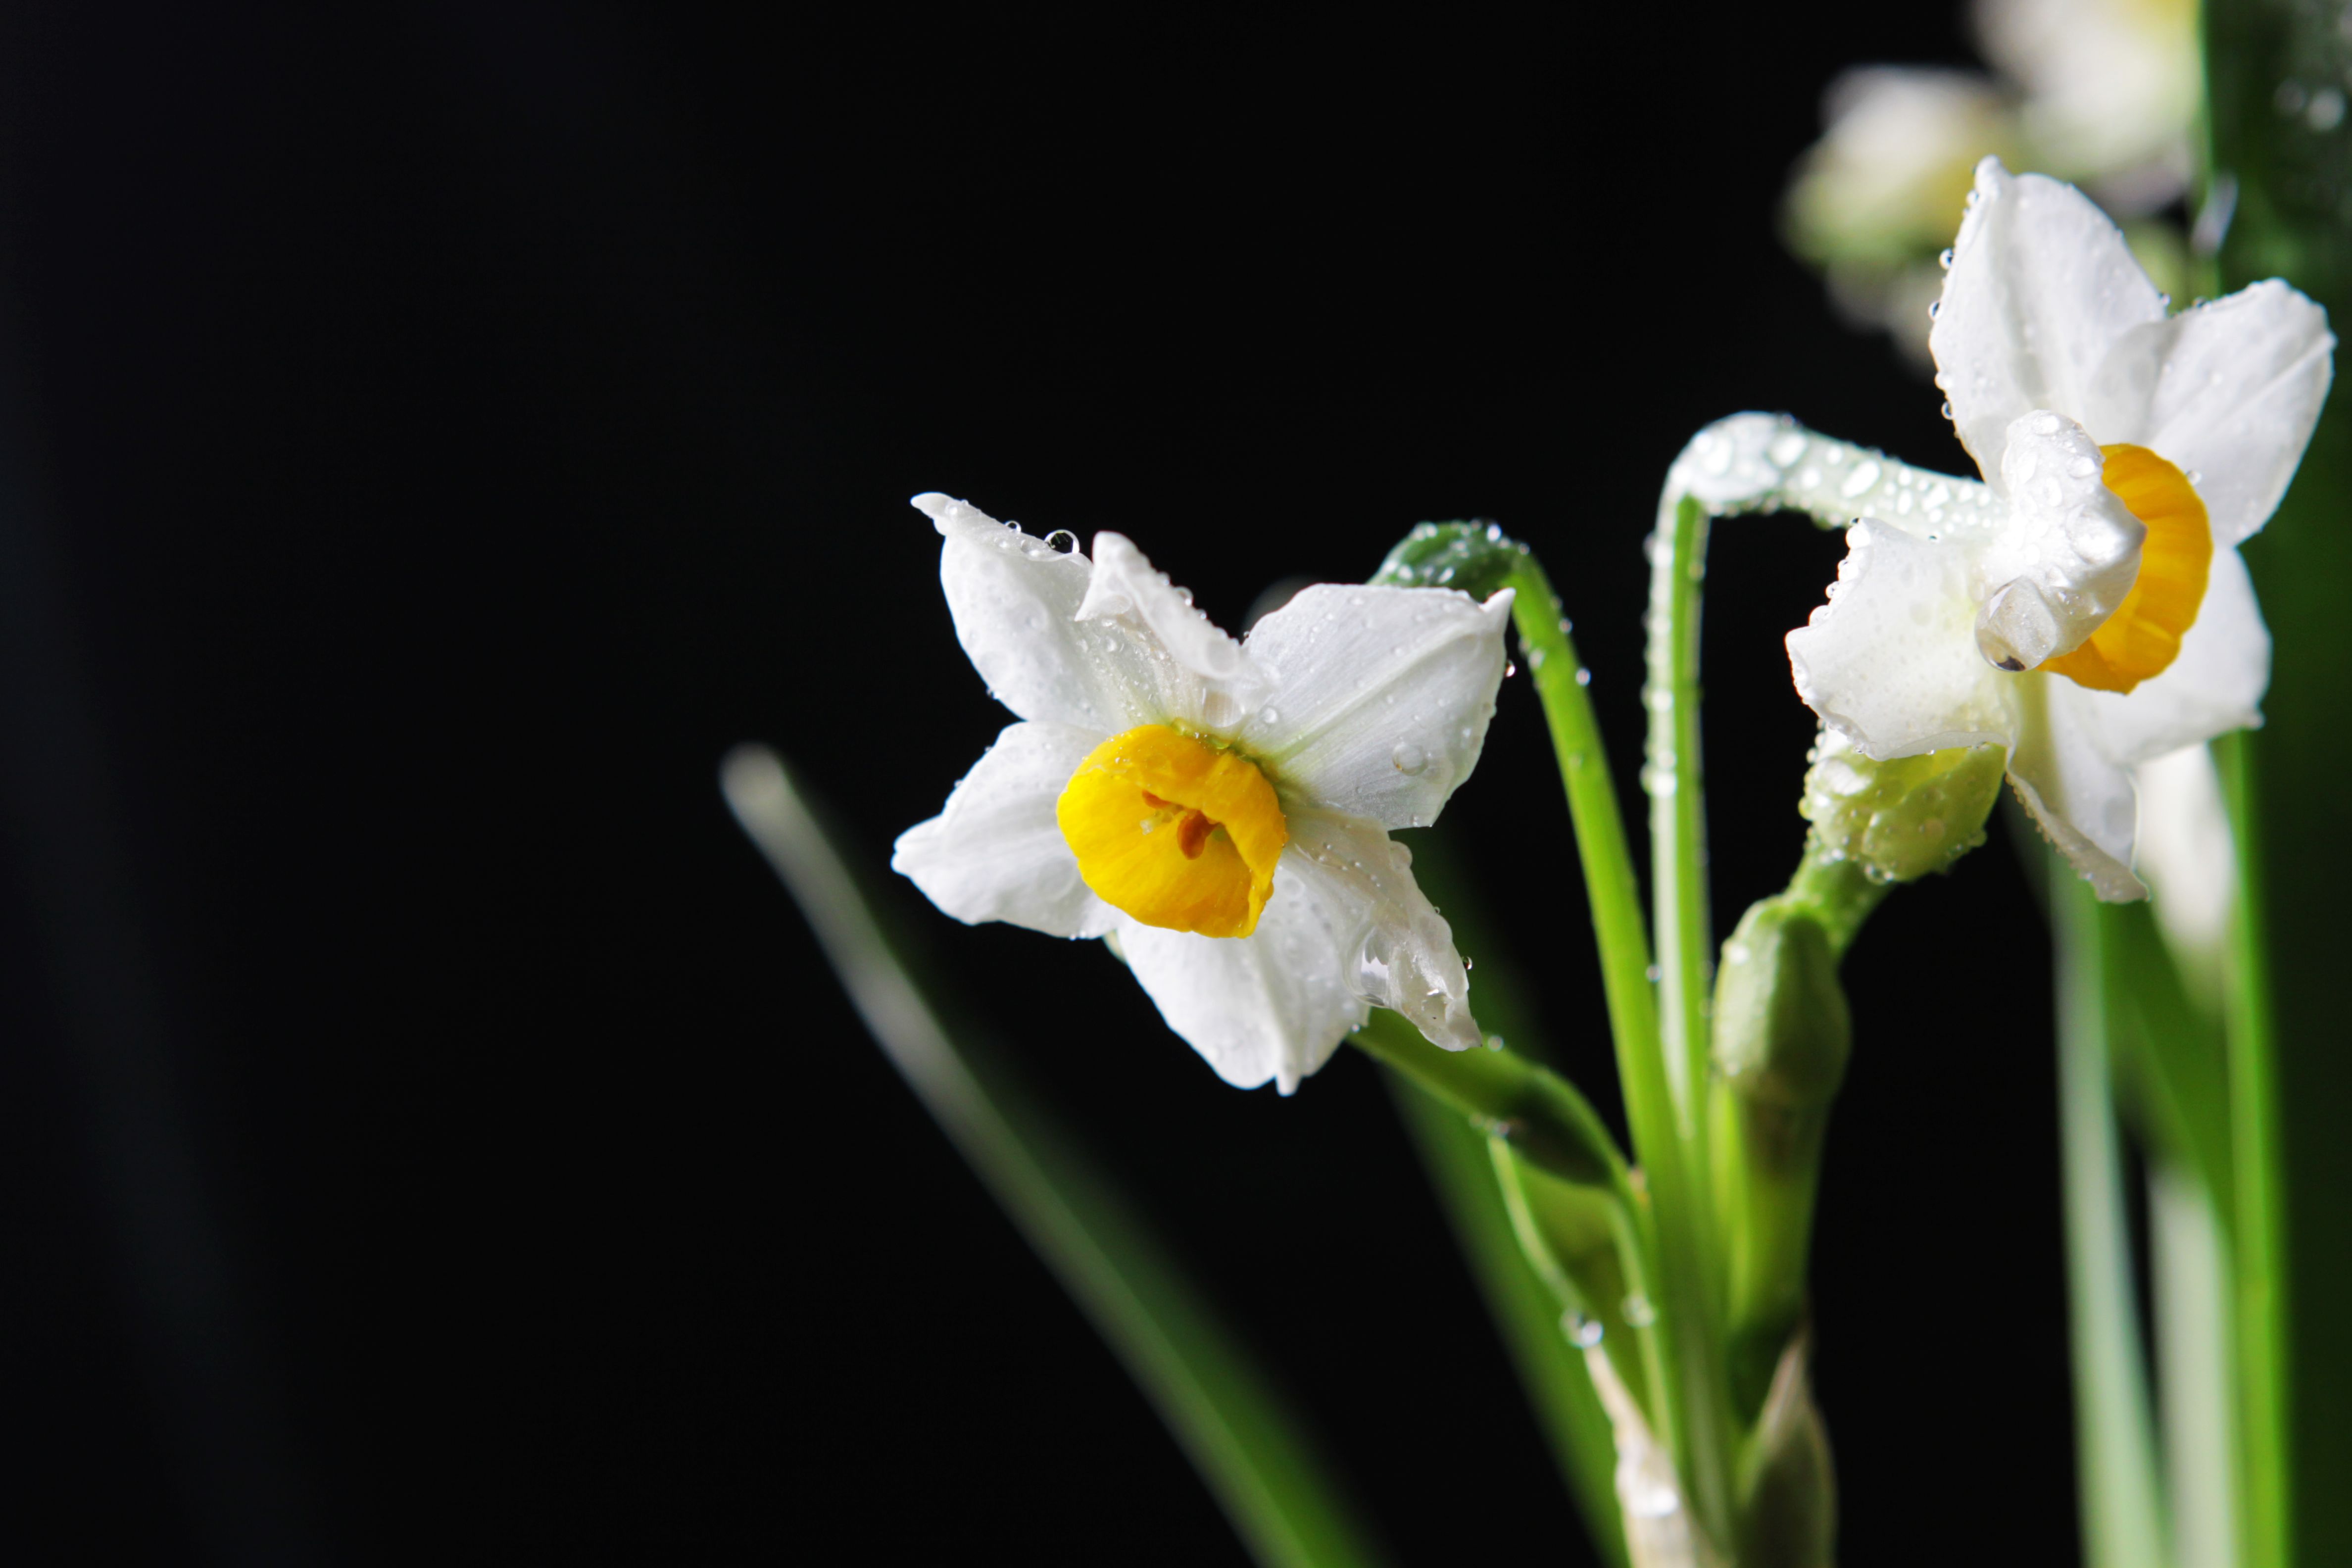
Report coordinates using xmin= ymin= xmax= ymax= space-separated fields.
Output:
xmin=1786 ymin=68 xmax=2020 ymax=272
xmin=1784 ymin=0 xmax=2197 ymax=364
xmin=1789 ymin=160 xmax=2333 ymax=899
xmin=893 ymin=495 xmax=1513 ymax=1092
xmin=1976 ymin=0 xmax=2199 ymax=203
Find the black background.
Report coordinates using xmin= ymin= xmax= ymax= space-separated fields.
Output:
xmin=0 ymin=5 xmax=2083 ymax=1563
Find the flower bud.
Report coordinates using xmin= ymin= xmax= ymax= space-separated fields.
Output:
xmin=1715 ymin=903 xmax=1850 ymax=1114
xmin=1800 ymin=727 xmax=2005 ymax=883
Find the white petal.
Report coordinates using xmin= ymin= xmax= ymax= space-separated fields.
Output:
xmin=1115 ymin=857 xmax=1370 ymax=1095
xmin=2009 ymin=675 xmax=2147 ymax=900
xmin=891 ymin=720 xmax=1117 ymax=939
xmin=2067 ymin=544 xmax=2269 ymax=765
xmin=1786 ymin=520 xmax=2018 ymax=759
xmin=2085 ymin=280 xmax=2334 ymax=544
xmin=1286 ymin=810 xmax=1480 ymax=1053
xmin=1930 ymin=160 xmax=2167 ymax=477
xmin=1976 ymin=411 xmax=2145 ymax=663
xmin=1236 ymin=584 xmax=1515 ymax=829
xmin=1075 ymin=531 xmax=1270 ymax=732
xmin=917 ymin=493 xmax=1163 ymax=733
xmin=1115 ymin=809 xmax=1480 ymax=1093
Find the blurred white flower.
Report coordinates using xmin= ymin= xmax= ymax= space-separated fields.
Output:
xmin=1785 ymin=0 xmax=2199 ymax=364
xmin=1788 ymin=162 xmax=2332 ymax=898
xmin=1976 ymin=0 xmax=2198 ymax=206
xmin=893 ymin=495 xmax=1512 ymax=1091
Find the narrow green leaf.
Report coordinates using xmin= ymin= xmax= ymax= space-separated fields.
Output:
xmin=723 ymin=745 xmax=1390 ymax=1568
xmin=2054 ymin=873 xmax=2173 ymax=1568
xmin=2208 ymin=4 xmax=2352 ymax=1557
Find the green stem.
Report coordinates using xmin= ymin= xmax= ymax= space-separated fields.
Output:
xmin=1372 ymin=528 xmax=1689 ymax=1473
xmin=2055 ymin=874 xmax=2171 ymax=1568
xmin=1347 ymin=1011 xmax=1626 ymax=1193
xmin=1782 ymin=848 xmax=1888 ymax=960
xmin=1649 ymin=493 xmax=1715 ymax=1138
xmin=2217 ymin=730 xmax=2288 ymax=1568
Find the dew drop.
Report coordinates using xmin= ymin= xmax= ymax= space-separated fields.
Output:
xmin=1044 ymin=529 xmax=1078 ymax=554
xmin=1566 ymin=1313 xmax=1605 ymax=1348
xmin=1256 ymin=704 xmax=1280 ymax=726
xmin=1391 ymin=741 xmax=1429 ymax=775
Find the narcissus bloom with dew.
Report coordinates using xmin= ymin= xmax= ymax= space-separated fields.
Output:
xmin=1789 ymin=157 xmax=2333 ymax=898
xmin=893 ymin=494 xmax=1514 ymax=1092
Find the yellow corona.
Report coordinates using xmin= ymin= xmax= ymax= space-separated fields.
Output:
xmin=1056 ymin=725 xmax=1288 ymax=938
xmin=2041 ymin=444 xmax=2211 ymax=694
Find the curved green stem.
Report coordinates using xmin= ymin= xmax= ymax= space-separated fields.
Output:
xmin=1374 ymin=526 xmax=1697 ymax=1490
xmin=1347 ymin=1011 xmax=1626 ymax=1194
xmin=1641 ymin=493 xmax=1738 ymax=1548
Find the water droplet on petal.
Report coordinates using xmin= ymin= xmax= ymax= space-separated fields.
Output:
xmin=1391 ymin=741 xmax=1428 ymax=775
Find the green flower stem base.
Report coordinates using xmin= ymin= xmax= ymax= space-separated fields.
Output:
xmin=1346 ymin=1011 xmax=1625 ymax=1194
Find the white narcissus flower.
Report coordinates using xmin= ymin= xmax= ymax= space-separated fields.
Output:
xmin=1789 ymin=159 xmax=2333 ymax=899
xmin=893 ymin=495 xmax=1512 ymax=1092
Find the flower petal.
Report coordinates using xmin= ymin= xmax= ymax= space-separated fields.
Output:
xmin=1115 ymin=809 xmax=1481 ymax=1092
xmin=1930 ymin=159 xmax=2167 ymax=478
xmin=1285 ymin=810 xmax=1482 ymax=1055
xmin=1074 ymin=531 xmax=1270 ymax=733
xmin=916 ymin=494 xmax=1165 ymax=734
xmin=892 ymin=720 xmax=1118 ymax=939
xmin=2085 ymin=280 xmax=2334 ymax=544
xmin=2009 ymin=674 xmax=2147 ymax=900
xmin=1787 ymin=520 xmax=2018 ymax=759
xmin=1115 ymin=856 xmax=1370 ymax=1095
xmin=1237 ymin=584 xmax=1515 ymax=829
xmin=2065 ymin=543 xmax=2268 ymax=765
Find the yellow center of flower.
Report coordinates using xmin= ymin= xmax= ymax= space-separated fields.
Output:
xmin=2040 ymin=444 xmax=2212 ymax=695
xmin=1056 ymin=724 xmax=1287 ymax=938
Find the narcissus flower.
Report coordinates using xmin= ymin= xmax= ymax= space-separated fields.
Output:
xmin=1789 ymin=159 xmax=2332 ymax=898
xmin=894 ymin=495 xmax=1513 ymax=1091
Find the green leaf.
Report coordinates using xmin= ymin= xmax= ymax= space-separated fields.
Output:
xmin=723 ymin=745 xmax=1391 ymax=1568
xmin=2205 ymin=5 xmax=2352 ymax=1557
xmin=2054 ymin=873 xmax=2172 ymax=1568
